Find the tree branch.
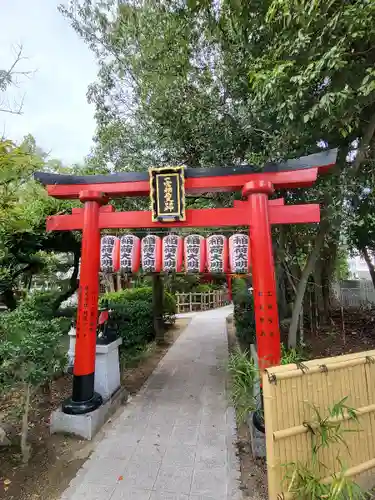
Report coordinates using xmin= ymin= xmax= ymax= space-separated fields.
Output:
xmin=353 ymin=111 xmax=375 ymax=175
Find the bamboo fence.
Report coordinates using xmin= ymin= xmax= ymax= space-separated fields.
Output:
xmin=263 ymin=349 xmax=375 ymax=499
xmin=175 ymin=290 xmax=229 ymax=313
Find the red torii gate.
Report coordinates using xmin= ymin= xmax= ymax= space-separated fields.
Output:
xmin=35 ymin=149 xmax=337 ymax=415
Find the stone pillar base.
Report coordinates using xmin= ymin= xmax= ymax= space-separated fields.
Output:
xmin=95 ymin=338 xmax=122 ymax=402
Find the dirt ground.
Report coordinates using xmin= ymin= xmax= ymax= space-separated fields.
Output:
xmin=0 ymin=318 xmax=189 ymax=500
xmin=303 ymin=307 xmax=375 ymax=359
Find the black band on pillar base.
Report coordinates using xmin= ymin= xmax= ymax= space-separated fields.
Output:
xmin=72 ymin=372 xmax=95 ymax=401
xmin=252 ymin=389 xmax=265 ymax=434
xmin=62 ymin=373 xmax=103 ymax=415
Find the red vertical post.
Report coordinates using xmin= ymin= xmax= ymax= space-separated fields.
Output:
xmin=242 ymin=180 xmax=281 ymax=370
xmin=227 ymin=274 xmax=233 ymax=301
xmin=62 ymin=190 xmax=108 ymax=415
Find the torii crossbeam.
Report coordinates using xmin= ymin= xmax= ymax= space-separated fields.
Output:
xmin=35 ymin=148 xmax=337 ymax=415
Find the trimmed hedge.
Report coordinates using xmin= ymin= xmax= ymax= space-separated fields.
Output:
xmin=233 ymin=278 xmax=256 ymax=347
xmin=100 ymin=287 xmax=176 ymax=348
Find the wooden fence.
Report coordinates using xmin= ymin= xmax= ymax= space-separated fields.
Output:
xmin=263 ymin=349 xmax=375 ymax=499
xmin=175 ymin=290 xmax=229 ymax=313
xmin=332 ymin=280 xmax=375 ymax=308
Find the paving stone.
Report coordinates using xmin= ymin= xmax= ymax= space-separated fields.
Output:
xmin=190 ymin=466 xmax=228 ymax=497
xmin=111 ymin=486 xmax=152 ymax=500
xmin=189 ymin=495 xmax=226 ymax=500
xmin=150 ymin=492 xmax=189 ymax=500
xmin=195 ymin=445 xmax=227 ymax=469
xmin=121 ymin=459 xmax=161 ymax=490
xmin=61 ymin=483 xmax=115 ymax=500
xmin=79 ymin=457 xmax=128 ymax=486
xmin=131 ymin=442 xmax=167 ymax=463
xmin=162 ymin=444 xmax=197 ymax=467
xmin=154 ymin=465 xmax=194 ymax=495
xmin=170 ymin=424 xmax=199 ymax=445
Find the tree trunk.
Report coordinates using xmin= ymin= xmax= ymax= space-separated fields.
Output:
xmin=152 ymin=273 xmax=165 ymax=344
xmin=52 ymin=249 xmax=81 ymax=311
xmin=275 ymin=227 xmax=288 ymax=320
xmin=41 ymin=380 xmax=52 ymax=405
xmin=314 ymin=258 xmax=324 ymax=317
xmin=21 ymin=383 xmax=31 ymax=465
xmin=288 ymin=220 xmax=329 ymax=348
xmin=1 ymin=288 xmax=17 ymax=310
xmin=362 ymin=246 xmax=375 ymax=288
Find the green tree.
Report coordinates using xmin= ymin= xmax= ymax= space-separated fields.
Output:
xmin=346 ymin=163 xmax=375 ymax=286
xmin=0 ymin=138 xmax=81 ymax=310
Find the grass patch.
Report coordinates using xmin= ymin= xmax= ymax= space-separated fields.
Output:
xmin=120 ymin=342 xmax=156 ymax=370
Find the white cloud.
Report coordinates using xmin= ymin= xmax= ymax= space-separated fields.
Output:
xmin=0 ymin=0 xmax=98 ymax=164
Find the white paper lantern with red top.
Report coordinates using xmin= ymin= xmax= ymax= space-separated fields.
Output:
xmin=229 ymin=233 xmax=250 ymax=273
xmin=206 ymin=234 xmax=228 ymax=274
xmin=184 ymin=234 xmax=206 ymax=273
xmin=100 ymin=235 xmax=120 ymax=273
xmin=162 ymin=234 xmax=183 ymax=272
xmin=141 ymin=235 xmax=162 ymax=273
xmin=120 ymin=234 xmax=141 ymax=273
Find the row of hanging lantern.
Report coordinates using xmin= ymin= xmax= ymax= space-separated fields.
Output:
xmin=100 ymin=233 xmax=251 ymax=274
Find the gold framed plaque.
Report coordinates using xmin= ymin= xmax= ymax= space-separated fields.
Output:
xmin=149 ymin=166 xmax=186 ymax=222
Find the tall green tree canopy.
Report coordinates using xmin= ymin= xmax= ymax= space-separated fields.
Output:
xmin=61 ymin=0 xmax=375 ymax=167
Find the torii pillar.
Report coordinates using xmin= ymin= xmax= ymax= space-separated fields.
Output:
xmin=62 ymin=190 xmax=107 ymax=415
xmin=243 ymin=180 xmax=281 ymax=369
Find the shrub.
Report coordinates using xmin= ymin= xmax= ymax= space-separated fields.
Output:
xmin=163 ymin=290 xmax=177 ymax=325
xmin=0 ymin=305 xmax=67 ymax=463
xmin=56 ymin=305 xmax=77 ymax=319
xmin=232 ymin=277 xmax=249 ymax=296
xmin=193 ymin=284 xmax=214 ymax=293
xmin=110 ymin=299 xmax=154 ymax=348
xmin=281 ymin=344 xmax=306 ymax=365
xmin=20 ymin=290 xmax=62 ymax=319
xmin=233 ymin=287 xmax=256 ymax=347
xmin=228 ymin=348 xmax=257 ymax=422
xmin=101 ymin=287 xmax=177 ymax=347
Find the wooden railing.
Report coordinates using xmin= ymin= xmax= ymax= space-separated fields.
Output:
xmin=175 ymin=290 xmax=229 ymax=313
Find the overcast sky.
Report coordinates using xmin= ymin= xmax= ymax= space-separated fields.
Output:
xmin=1 ymin=0 xmax=98 ymax=164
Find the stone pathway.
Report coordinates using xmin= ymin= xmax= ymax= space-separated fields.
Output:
xmin=61 ymin=305 xmax=241 ymax=500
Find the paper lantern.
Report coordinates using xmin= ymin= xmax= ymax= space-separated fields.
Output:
xmin=162 ymin=234 xmax=183 ymax=272
xmin=206 ymin=234 xmax=228 ymax=273
xmin=184 ymin=234 xmax=206 ymax=273
xmin=141 ymin=235 xmax=162 ymax=273
xmin=120 ymin=234 xmax=141 ymax=273
xmin=229 ymin=233 xmax=250 ymax=273
xmin=100 ymin=235 xmax=120 ymax=273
